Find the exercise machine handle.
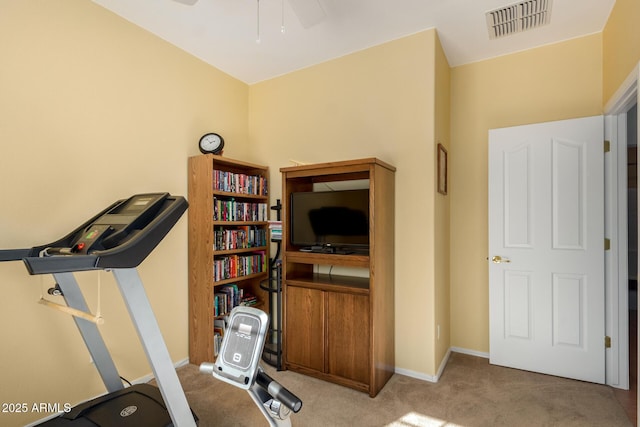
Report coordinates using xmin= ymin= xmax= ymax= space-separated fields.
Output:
xmin=256 ymin=370 xmax=303 ymax=413
xmin=0 ymin=248 xmax=32 ymax=262
xmin=199 ymin=362 xmax=215 ymax=376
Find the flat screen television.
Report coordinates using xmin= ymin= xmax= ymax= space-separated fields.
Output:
xmin=290 ymin=189 xmax=369 ymax=251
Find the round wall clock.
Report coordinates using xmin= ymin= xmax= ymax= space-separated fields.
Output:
xmin=199 ymin=133 xmax=224 ymax=155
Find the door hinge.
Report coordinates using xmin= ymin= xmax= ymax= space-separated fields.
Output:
xmin=604 ymin=140 xmax=611 ymax=152
xmin=605 ymin=336 xmax=612 ymax=348
xmin=605 ymin=238 xmax=611 ymax=250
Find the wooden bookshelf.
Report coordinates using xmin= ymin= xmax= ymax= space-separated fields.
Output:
xmin=188 ymin=154 xmax=270 ymax=365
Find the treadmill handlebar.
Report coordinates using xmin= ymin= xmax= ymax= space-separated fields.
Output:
xmin=256 ymin=370 xmax=303 ymax=413
xmin=0 ymin=248 xmax=33 ymax=262
xmin=24 ymin=255 xmax=100 ymax=275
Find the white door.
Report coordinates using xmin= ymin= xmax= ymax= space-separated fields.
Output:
xmin=488 ymin=115 xmax=605 ymax=383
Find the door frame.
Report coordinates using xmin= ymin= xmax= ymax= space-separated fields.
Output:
xmin=604 ymin=62 xmax=639 ymax=389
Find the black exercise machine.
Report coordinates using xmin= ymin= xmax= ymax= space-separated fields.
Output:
xmin=2 ymin=192 xmax=302 ymax=426
xmin=0 ymin=193 xmax=197 ymax=426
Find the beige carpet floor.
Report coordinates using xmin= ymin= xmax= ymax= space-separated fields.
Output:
xmin=168 ymin=352 xmax=632 ymax=427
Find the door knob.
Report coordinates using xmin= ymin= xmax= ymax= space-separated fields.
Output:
xmin=491 ymin=255 xmax=511 ymax=264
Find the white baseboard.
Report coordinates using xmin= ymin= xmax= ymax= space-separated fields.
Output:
xmin=450 ymin=346 xmax=489 ymax=359
xmin=394 ymin=366 xmax=440 ymax=383
xmin=394 ymin=347 xmax=489 ymax=384
xmin=394 ymin=348 xmax=452 ymax=384
xmin=436 ymin=348 xmax=452 ymax=379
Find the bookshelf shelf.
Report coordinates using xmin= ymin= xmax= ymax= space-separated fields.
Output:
xmin=212 ymin=191 xmax=267 ymax=200
xmin=209 ymin=270 xmax=269 ymax=286
xmin=188 ymin=154 xmax=270 ymax=365
xmin=213 ymin=246 xmax=268 ymax=256
xmin=280 ymin=157 xmax=395 ymax=397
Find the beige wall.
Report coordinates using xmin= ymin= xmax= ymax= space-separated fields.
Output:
xmin=249 ymin=29 xmax=447 ymax=375
xmin=2 ymin=1 xmax=635 ymax=425
xmin=0 ymin=1 xmax=248 ymax=425
xmin=434 ymin=34 xmax=451 ymax=370
xmin=449 ymin=34 xmax=603 ymax=353
xmin=603 ymin=0 xmax=640 ymax=104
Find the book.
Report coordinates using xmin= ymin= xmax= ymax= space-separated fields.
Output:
xmin=268 ymin=220 xmax=282 ymax=241
xmin=240 ymin=293 xmax=258 ymax=306
xmin=214 ymin=292 xmax=228 ymax=316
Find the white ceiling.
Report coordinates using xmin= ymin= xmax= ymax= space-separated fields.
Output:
xmin=92 ymin=0 xmax=616 ymax=84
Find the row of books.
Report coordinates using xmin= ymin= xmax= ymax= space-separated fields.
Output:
xmin=214 ymin=226 xmax=267 ymax=251
xmin=213 ymin=169 xmax=268 ymax=196
xmin=214 ymin=284 xmax=243 ymax=316
xmin=213 ymin=198 xmax=268 ymax=222
xmin=213 ymin=252 xmax=267 ymax=281
xmin=212 ymin=289 xmax=260 ymax=320
xmin=268 ymin=220 xmax=282 ymax=241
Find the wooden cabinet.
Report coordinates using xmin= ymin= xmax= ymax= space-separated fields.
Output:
xmin=326 ymin=292 xmax=370 ymax=384
xmin=280 ymin=158 xmax=395 ymax=397
xmin=284 ymin=286 xmax=325 ymax=371
xmin=188 ymin=154 xmax=269 ymax=365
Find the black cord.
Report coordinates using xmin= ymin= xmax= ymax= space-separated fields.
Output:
xmin=120 ymin=376 xmax=132 ymax=387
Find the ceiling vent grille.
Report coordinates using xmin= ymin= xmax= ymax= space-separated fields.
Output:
xmin=486 ymin=0 xmax=552 ymax=40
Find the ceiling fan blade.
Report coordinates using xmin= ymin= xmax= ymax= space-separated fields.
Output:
xmin=287 ymin=0 xmax=325 ymax=29
xmin=172 ymin=0 xmax=199 ymax=5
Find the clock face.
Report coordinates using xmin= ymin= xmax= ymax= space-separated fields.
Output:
xmin=199 ymin=133 xmax=224 ymax=154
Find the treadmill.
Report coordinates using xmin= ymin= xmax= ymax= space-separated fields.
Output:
xmin=0 ymin=193 xmax=197 ymax=427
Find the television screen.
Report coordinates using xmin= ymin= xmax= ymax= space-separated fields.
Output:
xmin=290 ymin=189 xmax=369 ymax=249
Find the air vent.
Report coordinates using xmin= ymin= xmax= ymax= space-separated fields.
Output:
xmin=486 ymin=0 xmax=552 ymax=39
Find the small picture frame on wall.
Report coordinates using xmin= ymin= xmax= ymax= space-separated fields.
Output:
xmin=437 ymin=143 xmax=448 ymax=195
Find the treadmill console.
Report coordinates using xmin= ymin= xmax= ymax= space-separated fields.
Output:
xmin=48 ymin=193 xmax=169 ymax=256
xmin=0 ymin=192 xmax=188 ymax=274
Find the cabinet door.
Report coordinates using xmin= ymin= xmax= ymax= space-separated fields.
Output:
xmin=327 ymin=292 xmax=370 ymax=384
xmin=285 ymin=286 xmax=325 ymax=371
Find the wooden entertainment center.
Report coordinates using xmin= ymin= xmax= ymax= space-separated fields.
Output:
xmin=280 ymin=158 xmax=395 ymax=397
